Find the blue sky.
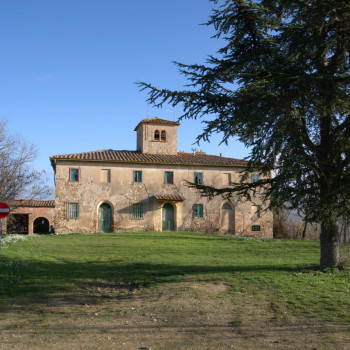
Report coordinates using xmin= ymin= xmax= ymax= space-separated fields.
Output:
xmin=1 ymin=0 xmax=249 ymax=186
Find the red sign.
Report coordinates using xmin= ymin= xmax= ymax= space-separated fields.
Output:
xmin=0 ymin=202 xmax=10 ymax=219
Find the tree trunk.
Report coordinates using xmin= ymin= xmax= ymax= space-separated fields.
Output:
xmin=320 ymin=220 xmax=340 ymax=268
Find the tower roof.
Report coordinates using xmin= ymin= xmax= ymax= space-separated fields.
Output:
xmin=134 ymin=117 xmax=180 ymax=131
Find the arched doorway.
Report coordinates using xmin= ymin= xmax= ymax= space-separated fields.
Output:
xmin=221 ymin=202 xmax=234 ymax=233
xmin=162 ymin=203 xmax=175 ymax=231
xmin=98 ymin=203 xmax=112 ymax=232
xmin=33 ymin=217 xmax=50 ymax=234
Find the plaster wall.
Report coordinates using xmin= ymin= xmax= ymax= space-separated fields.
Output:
xmin=54 ymin=160 xmax=273 ymax=237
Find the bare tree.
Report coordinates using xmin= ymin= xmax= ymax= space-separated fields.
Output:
xmin=0 ymin=121 xmax=51 ymax=203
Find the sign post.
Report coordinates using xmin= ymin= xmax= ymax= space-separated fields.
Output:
xmin=0 ymin=202 xmax=11 ymax=250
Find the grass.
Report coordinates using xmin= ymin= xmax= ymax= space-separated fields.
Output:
xmin=0 ymin=231 xmax=349 ymax=323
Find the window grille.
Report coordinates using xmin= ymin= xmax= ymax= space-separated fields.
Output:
xmin=66 ymin=202 xmax=79 ymax=219
xmin=131 ymin=203 xmax=144 ymax=219
xmin=252 ymin=225 xmax=261 ymax=231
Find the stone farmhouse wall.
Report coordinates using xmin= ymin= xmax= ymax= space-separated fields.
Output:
xmin=53 ymin=160 xmax=273 ymax=237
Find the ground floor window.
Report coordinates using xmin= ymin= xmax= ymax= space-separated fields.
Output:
xmin=131 ymin=203 xmax=144 ymax=219
xmin=193 ymin=204 xmax=203 ymax=218
xmin=66 ymin=202 xmax=79 ymax=219
xmin=252 ymin=225 xmax=261 ymax=231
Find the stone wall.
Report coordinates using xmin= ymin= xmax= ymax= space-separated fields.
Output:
xmin=54 ymin=160 xmax=273 ymax=237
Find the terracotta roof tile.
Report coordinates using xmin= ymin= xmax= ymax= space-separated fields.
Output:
xmin=134 ymin=117 xmax=180 ymax=130
xmin=154 ymin=194 xmax=186 ymax=201
xmin=10 ymin=200 xmax=55 ymax=208
xmin=50 ymin=150 xmax=247 ymax=168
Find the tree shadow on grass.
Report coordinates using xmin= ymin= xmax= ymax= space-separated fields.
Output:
xmin=0 ymin=258 xmax=308 ymax=310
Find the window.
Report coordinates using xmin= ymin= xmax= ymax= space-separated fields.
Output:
xmin=100 ymin=169 xmax=110 ymax=183
xmin=134 ymin=170 xmax=142 ymax=183
xmin=154 ymin=130 xmax=160 ymax=141
xmin=70 ymin=168 xmax=79 ymax=182
xmin=194 ymin=172 xmax=203 ymax=185
xmin=251 ymin=174 xmax=260 ymax=183
xmin=193 ymin=204 xmax=203 ymax=218
xmin=131 ymin=203 xmax=143 ymax=219
xmin=254 ymin=205 xmax=261 ymax=218
xmin=165 ymin=171 xmax=173 ymax=184
xmin=66 ymin=202 xmax=79 ymax=219
xmin=161 ymin=130 xmax=166 ymax=141
xmin=224 ymin=173 xmax=231 ymax=185
xmin=252 ymin=225 xmax=261 ymax=231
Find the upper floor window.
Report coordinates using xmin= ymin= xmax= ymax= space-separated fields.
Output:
xmin=100 ymin=169 xmax=110 ymax=183
xmin=65 ymin=202 xmax=79 ymax=219
xmin=194 ymin=172 xmax=203 ymax=185
xmin=165 ymin=171 xmax=173 ymax=184
xmin=161 ymin=130 xmax=166 ymax=141
xmin=70 ymin=168 xmax=79 ymax=182
xmin=251 ymin=174 xmax=260 ymax=183
xmin=253 ymin=205 xmax=261 ymax=218
xmin=134 ymin=170 xmax=142 ymax=183
xmin=154 ymin=130 xmax=160 ymax=141
xmin=193 ymin=204 xmax=203 ymax=218
xmin=224 ymin=173 xmax=232 ymax=185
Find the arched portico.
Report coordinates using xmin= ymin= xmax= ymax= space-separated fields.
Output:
xmin=33 ymin=217 xmax=50 ymax=233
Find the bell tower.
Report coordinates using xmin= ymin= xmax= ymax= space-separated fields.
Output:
xmin=134 ymin=117 xmax=180 ymax=155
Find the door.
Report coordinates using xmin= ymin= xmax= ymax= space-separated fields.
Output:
xmin=221 ymin=203 xmax=234 ymax=233
xmin=98 ymin=203 xmax=112 ymax=232
xmin=162 ymin=203 xmax=174 ymax=231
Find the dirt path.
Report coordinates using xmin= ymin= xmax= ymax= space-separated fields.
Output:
xmin=0 ymin=282 xmax=349 ymax=350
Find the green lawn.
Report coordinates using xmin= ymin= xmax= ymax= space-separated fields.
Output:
xmin=0 ymin=232 xmax=349 ymax=323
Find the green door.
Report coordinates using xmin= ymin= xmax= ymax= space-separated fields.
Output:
xmin=162 ymin=203 xmax=174 ymax=231
xmin=98 ymin=203 xmax=112 ymax=232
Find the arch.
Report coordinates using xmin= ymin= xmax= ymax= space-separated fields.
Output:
xmin=98 ymin=202 xmax=113 ymax=232
xmin=33 ymin=217 xmax=50 ymax=234
xmin=154 ymin=129 xmax=160 ymax=141
xmin=220 ymin=202 xmax=235 ymax=233
xmin=162 ymin=203 xmax=175 ymax=231
xmin=161 ymin=130 xmax=166 ymax=141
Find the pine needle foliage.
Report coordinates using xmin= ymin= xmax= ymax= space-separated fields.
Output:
xmin=139 ymin=0 xmax=350 ymax=268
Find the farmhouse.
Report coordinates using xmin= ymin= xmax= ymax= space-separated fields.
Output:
xmin=4 ymin=117 xmax=273 ymax=236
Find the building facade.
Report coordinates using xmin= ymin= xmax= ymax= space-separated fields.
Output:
xmin=48 ymin=117 xmax=273 ymax=237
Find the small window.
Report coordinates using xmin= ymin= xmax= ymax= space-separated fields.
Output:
xmin=224 ymin=173 xmax=231 ymax=185
xmin=70 ymin=168 xmax=79 ymax=182
xmin=131 ymin=203 xmax=144 ymax=219
xmin=165 ymin=171 xmax=173 ymax=184
xmin=161 ymin=130 xmax=166 ymax=141
xmin=154 ymin=130 xmax=160 ymax=141
xmin=66 ymin=202 xmax=79 ymax=219
xmin=254 ymin=205 xmax=261 ymax=218
xmin=251 ymin=174 xmax=260 ymax=183
xmin=193 ymin=204 xmax=203 ymax=218
xmin=252 ymin=225 xmax=261 ymax=231
xmin=100 ymin=169 xmax=110 ymax=183
xmin=194 ymin=172 xmax=203 ymax=185
xmin=134 ymin=171 xmax=142 ymax=183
